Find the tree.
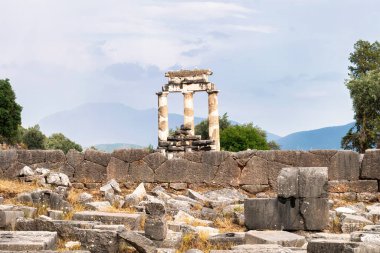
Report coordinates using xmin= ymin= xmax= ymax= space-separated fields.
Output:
xmin=220 ymin=123 xmax=269 ymax=152
xmin=268 ymin=140 xmax=281 ymax=150
xmin=22 ymin=125 xmax=46 ymax=149
xmin=45 ymin=133 xmax=82 ymax=153
xmin=0 ymin=79 xmax=22 ymax=144
xmin=341 ymin=70 xmax=380 ymax=152
xmin=342 ymin=40 xmax=380 ymax=153
xmin=195 ymin=113 xmax=231 ymax=139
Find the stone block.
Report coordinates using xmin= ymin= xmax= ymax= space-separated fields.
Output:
xmin=130 ymin=160 xmax=154 ymax=182
xmin=16 ymin=150 xmax=46 ymax=165
xmin=240 ymin=156 xmax=269 ymax=185
xmin=0 ymin=231 xmax=57 ymax=251
xmin=328 ymin=180 xmax=378 ymax=193
xmin=277 ymin=198 xmax=303 ymax=231
xmin=48 ymin=210 xmax=64 ymax=220
xmin=145 ymin=216 xmax=167 ymax=241
xmin=241 ymin=185 xmax=270 ymax=194
xmin=307 ymin=239 xmax=379 ymax=253
xmin=212 ymin=156 xmax=241 ymax=186
xmin=357 ymin=192 xmax=378 ymax=202
xmin=245 ymin=230 xmax=306 ymax=247
xmin=329 ymin=150 xmax=360 ymax=180
xmin=208 ymin=232 xmax=245 ymax=247
xmin=143 ymin=152 xmax=167 ymax=170
xmin=299 ymin=198 xmax=329 ymax=230
xmin=118 ymin=230 xmax=156 ymax=253
xmin=230 ymin=244 xmax=294 ymax=253
xmin=244 ymin=198 xmax=281 ymax=230
xmin=75 ymin=161 xmax=106 ymax=183
xmin=170 ymin=183 xmax=187 ymax=190
xmin=106 ymin=157 xmax=129 ymax=181
xmin=73 ymin=211 xmax=142 ymax=230
xmin=84 ymin=149 xmax=111 ymax=167
xmin=341 ymin=213 xmax=373 ymax=233
xmin=0 ymin=210 xmax=24 ymax=229
xmin=298 ymin=167 xmax=328 ymax=198
xmin=45 ymin=150 xmax=66 ymax=163
xmin=202 ymin=151 xmax=231 ymax=166
xmin=66 ymin=149 xmax=84 ymax=168
xmin=361 ymin=149 xmax=380 ymax=179
xmin=277 ymin=168 xmax=299 ymax=198
xmin=85 ymin=201 xmax=111 ymax=211
xmin=112 ymin=148 xmax=150 ymax=163
xmin=0 ymin=150 xmax=17 ymax=171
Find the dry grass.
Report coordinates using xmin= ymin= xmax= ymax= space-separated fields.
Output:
xmin=182 ymin=217 xmax=210 ymax=227
xmin=56 ymin=238 xmax=81 ymax=251
xmin=177 ymin=232 xmax=234 ymax=253
xmin=213 ymin=217 xmax=246 ymax=233
xmin=0 ymin=179 xmax=41 ymax=198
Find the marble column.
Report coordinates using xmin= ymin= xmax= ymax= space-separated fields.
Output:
xmin=208 ymin=90 xmax=220 ymax=151
xmin=183 ymin=91 xmax=195 ymax=135
xmin=157 ymin=91 xmax=169 ymax=143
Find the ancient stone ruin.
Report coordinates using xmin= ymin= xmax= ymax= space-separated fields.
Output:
xmin=157 ymin=69 xmax=220 ymax=154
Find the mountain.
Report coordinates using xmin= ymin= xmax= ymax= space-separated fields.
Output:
xmin=266 ymin=132 xmax=282 ymax=141
xmin=39 ymin=102 xmax=205 ymax=147
xmin=93 ymin=143 xmax=143 ymax=152
xmin=276 ymin=122 xmax=354 ymax=150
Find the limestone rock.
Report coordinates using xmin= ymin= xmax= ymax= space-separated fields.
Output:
xmin=124 ymin=183 xmax=147 ymax=207
xmin=46 ymin=172 xmax=71 ymax=186
xmin=84 ymin=149 xmax=111 ymax=167
xmin=18 ymin=166 xmax=34 ymax=176
xmin=245 ymin=230 xmax=306 ymax=248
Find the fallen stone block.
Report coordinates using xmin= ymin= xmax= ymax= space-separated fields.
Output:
xmin=152 ymin=231 xmax=182 ymax=249
xmin=72 ymin=211 xmax=142 ymax=230
xmin=0 ymin=231 xmax=57 ymax=251
xmin=0 ymin=210 xmax=24 ymax=229
xmin=208 ymin=232 xmax=245 ymax=247
xmin=75 ymin=228 xmax=118 ymax=253
xmin=244 ymin=198 xmax=280 ymax=230
xmin=48 ymin=210 xmax=64 ymax=220
xmin=307 ymin=239 xmax=380 ymax=253
xmin=118 ymin=230 xmax=157 ymax=253
xmin=85 ymin=201 xmax=111 ymax=211
xmin=245 ymin=230 xmax=306 ymax=248
xmin=341 ymin=213 xmax=373 ymax=233
xmin=170 ymin=183 xmax=187 ymax=190
xmin=124 ymin=183 xmax=147 ymax=207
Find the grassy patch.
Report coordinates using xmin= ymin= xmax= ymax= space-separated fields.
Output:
xmin=213 ymin=217 xmax=246 ymax=233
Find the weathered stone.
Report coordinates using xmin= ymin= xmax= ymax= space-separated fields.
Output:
xmin=45 ymin=150 xmax=66 ymax=163
xmin=244 ymin=198 xmax=280 ymax=230
xmin=241 ymin=185 xmax=270 ymax=194
xmin=16 ymin=192 xmax=33 ymax=204
xmin=187 ymin=189 xmax=211 ymax=206
xmin=106 ymin=157 xmax=129 ymax=181
xmin=84 ymin=149 xmax=111 ymax=167
xmin=341 ymin=213 xmax=373 ymax=233
xmin=299 ymin=198 xmax=329 ymax=230
xmin=357 ymin=192 xmax=378 ymax=202
xmin=202 ymin=151 xmax=230 ymax=166
xmin=76 ymin=228 xmax=118 ymax=253
xmin=277 ymin=168 xmax=299 ymax=198
xmin=174 ymin=210 xmax=212 ymax=226
xmin=298 ymin=167 xmax=328 ymax=198
xmin=361 ymin=149 xmax=380 ymax=179
xmin=66 ymin=149 xmax=84 ymax=168
xmin=112 ymin=148 xmax=150 ymax=163
xmin=100 ymin=179 xmax=121 ymax=193
xmin=75 ymin=161 xmax=106 ymax=183
xmin=124 ymin=183 xmax=147 ymax=207
xmin=3 ymin=162 xmax=27 ymax=178
xmin=208 ymin=232 xmax=245 ymax=247
xmin=307 ymin=239 xmax=379 ymax=253
xmin=73 ymin=211 xmax=142 ymax=229
xmin=16 ymin=150 xmax=46 ymax=165
xmin=72 ymin=183 xmax=85 ymax=189
xmin=78 ymin=192 xmax=93 ymax=204
xmin=130 ymin=160 xmax=155 ymax=182
xmin=143 ymin=152 xmax=167 ymax=170
xmin=329 ymin=150 xmax=360 ymax=180
xmin=46 ymin=172 xmax=71 ymax=186
xmin=277 ymin=198 xmax=303 ymax=231
xmin=245 ymin=230 xmax=306 ymax=247
xmin=212 ymin=156 xmax=240 ymax=186
xmin=118 ymin=231 xmax=157 ymax=253
xmin=145 ymin=202 xmax=166 ymax=217
xmin=0 ymin=210 xmax=24 ymax=229
xmin=0 ymin=150 xmax=17 ymax=171
xmin=328 ymin=180 xmax=378 ymax=193
xmin=170 ymin=183 xmax=187 ymax=190
xmin=48 ymin=210 xmax=64 ymax=220
xmin=0 ymin=231 xmax=57 ymax=251
xmin=18 ymin=165 xmax=34 ymax=176
xmin=85 ymin=201 xmax=111 ymax=211
xmin=65 ymin=240 xmax=81 ymax=249
xmin=240 ymin=156 xmax=269 ymax=185
xmin=204 ymin=188 xmax=247 ymax=203
xmin=145 ymin=216 xmax=168 ymax=241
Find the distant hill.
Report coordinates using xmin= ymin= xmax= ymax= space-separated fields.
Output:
xmin=266 ymin=132 xmax=282 ymax=141
xmin=93 ymin=143 xmax=143 ymax=153
xmin=276 ymin=122 xmax=354 ymax=150
xmin=39 ymin=102 xmax=205 ymax=147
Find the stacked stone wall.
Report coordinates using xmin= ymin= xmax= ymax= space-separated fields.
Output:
xmin=0 ymin=149 xmax=379 ymax=196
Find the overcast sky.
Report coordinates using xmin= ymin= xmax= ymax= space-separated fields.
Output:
xmin=0 ymin=0 xmax=379 ymax=136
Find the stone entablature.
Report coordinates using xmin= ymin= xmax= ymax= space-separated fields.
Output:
xmin=157 ymin=69 xmax=220 ymax=153
xmin=0 ymin=149 xmax=380 ymax=198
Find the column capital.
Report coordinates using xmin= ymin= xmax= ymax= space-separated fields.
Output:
xmin=207 ymin=90 xmax=219 ymax=94
xmin=156 ymin=91 xmax=169 ymax=96
xmin=182 ymin=90 xmax=194 ymax=95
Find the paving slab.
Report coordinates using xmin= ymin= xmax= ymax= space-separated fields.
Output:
xmin=245 ymin=231 xmax=306 ymax=248
xmin=307 ymin=239 xmax=380 ymax=253
xmin=0 ymin=231 xmax=57 ymax=251
xmin=72 ymin=211 xmax=142 ymax=230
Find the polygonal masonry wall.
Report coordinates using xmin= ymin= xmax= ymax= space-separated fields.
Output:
xmin=0 ymin=149 xmax=379 ymax=194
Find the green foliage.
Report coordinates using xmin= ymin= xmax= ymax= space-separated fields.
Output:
xmin=220 ymin=123 xmax=270 ymax=152
xmin=342 ymin=70 xmax=380 ymax=152
xmin=22 ymin=125 xmax=46 ymax=149
xmin=45 ymin=133 xmax=82 ymax=153
xmin=342 ymin=40 xmax=380 ymax=153
xmin=0 ymin=79 xmax=22 ymax=144
xmin=195 ymin=113 xmax=231 ymax=139
xmin=268 ymin=140 xmax=281 ymax=150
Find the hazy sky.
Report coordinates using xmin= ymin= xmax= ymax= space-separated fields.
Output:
xmin=1 ymin=0 xmax=379 ymax=136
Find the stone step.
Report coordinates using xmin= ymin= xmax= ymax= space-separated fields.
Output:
xmin=72 ymin=211 xmax=142 ymax=230
xmin=0 ymin=231 xmax=57 ymax=251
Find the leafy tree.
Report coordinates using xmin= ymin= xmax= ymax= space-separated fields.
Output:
xmin=0 ymin=79 xmax=22 ymax=144
xmin=46 ymin=133 xmax=82 ymax=153
xmin=195 ymin=113 xmax=231 ymax=139
xmin=22 ymin=125 xmax=46 ymax=149
xmin=268 ymin=140 xmax=281 ymax=150
xmin=220 ymin=123 xmax=269 ymax=152
xmin=342 ymin=70 xmax=380 ymax=152
xmin=342 ymin=40 xmax=380 ymax=153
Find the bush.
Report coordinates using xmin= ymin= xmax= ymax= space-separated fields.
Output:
xmin=45 ymin=133 xmax=82 ymax=153
xmin=22 ymin=125 xmax=46 ymax=149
